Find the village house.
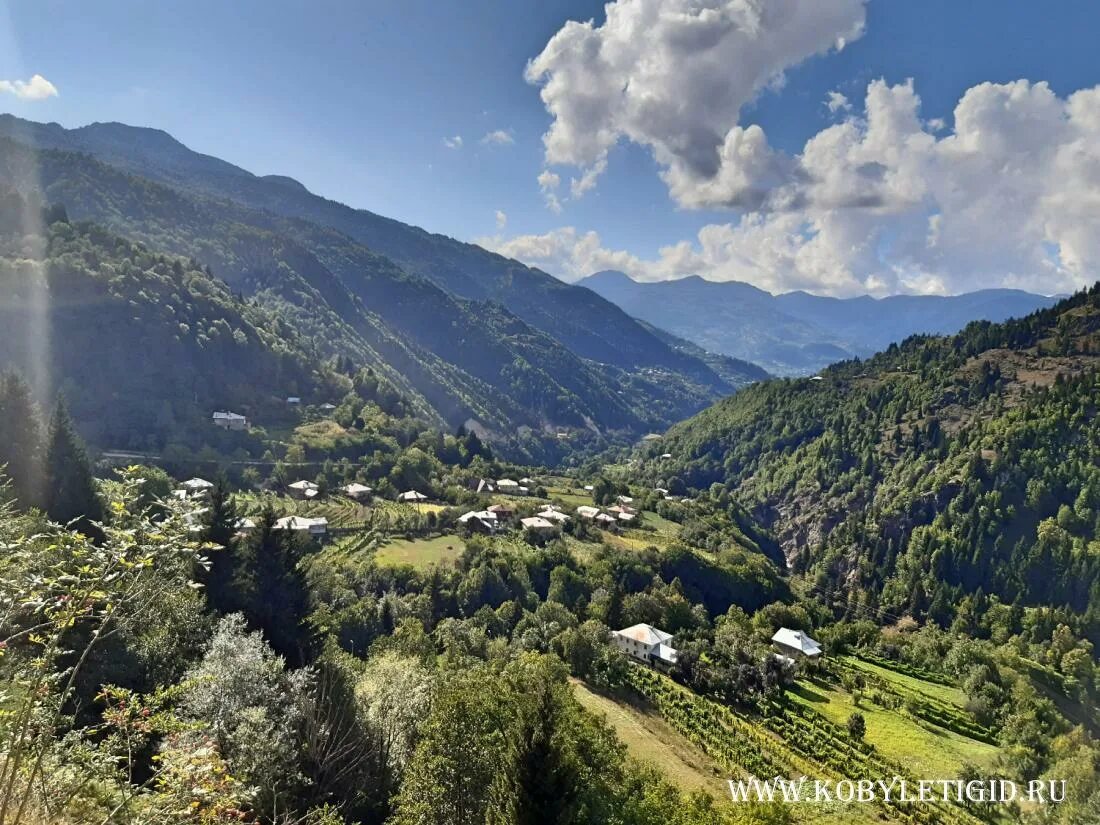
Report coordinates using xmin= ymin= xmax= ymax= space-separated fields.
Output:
xmin=771 ymin=628 xmax=822 ymax=660
xmin=470 ymin=478 xmax=496 ymax=494
xmin=274 ymin=515 xmax=328 ymax=538
xmin=496 ymin=478 xmax=520 ymax=493
xmin=343 ymin=483 xmax=373 ymax=500
xmin=234 ymin=517 xmax=256 ymax=534
xmin=457 ymin=510 xmax=498 ymax=534
xmin=179 ymin=477 xmax=215 ymax=497
xmin=595 ymin=512 xmax=618 ymax=528
xmin=487 ymin=502 xmax=514 ymax=520
xmin=520 ymin=516 xmax=558 ymax=535
xmin=288 ymin=480 xmax=319 ymax=500
xmin=537 ymin=508 xmax=570 ymax=524
xmin=612 ymin=623 xmax=679 ymax=669
xmin=575 ymin=505 xmax=600 ymax=520
xmin=398 ymin=490 xmax=429 ymax=503
xmin=212 ymin=411 xmax=248 ymax=431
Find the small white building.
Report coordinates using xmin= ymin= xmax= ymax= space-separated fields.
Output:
xmin=771 ymin=628 xmax=822 ymax=659
xmin=212 ymin=411 xmax=248 ymax=431
xmin=343 ymin=483 xmax=373 ymax=500
xmin=612 ymin=623 xmax=679 ymax=669
xmin=288 ymin=480 xmax=319 ymax=499
xmin=274 ymin=515 xmax=328 ymax=537
xmin=287 ymin=397 xmax=301 ymax=405
xmin=594 ymin=512 xmax=617 ymax=527
xmin=399 ymin=490 xmax=429 ymax=503
xmin=180 ymin=477 xmax=215 ymax=496
xmin=575 ymin=505 xmax=600 ymax=520
xmin=496 ymin=478 xmax=520 ymax=493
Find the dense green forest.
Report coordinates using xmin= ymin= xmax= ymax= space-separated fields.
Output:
xmin=647 ymin=286 xmax=1100 ymax=666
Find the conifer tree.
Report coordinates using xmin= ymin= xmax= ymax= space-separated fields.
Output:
xmin=236 ymin=503 xmax=313 ymax=665
xmin=202 ymin=473 xmax=240 ymax=614
xmin=43 ymin=399 xmax=103 ymax=534
xmin=0 ymin=371 xmax=44 ymax=508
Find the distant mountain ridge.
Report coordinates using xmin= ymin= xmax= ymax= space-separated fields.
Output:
xmin=0 ymin=116 xmax=764 ymax=460
xmin=578 ymin=269 xmax=1058 ymax=376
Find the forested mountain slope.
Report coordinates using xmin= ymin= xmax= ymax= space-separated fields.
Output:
xmin=0 ymin=132 xmax=745 ymax=457
xmin=647 ymin=287 xmax=1100 ymax=644
xmin=0 ymin=115 xmax=752 ymax=387
xmin=0 ymin=194 xmax=343 ymax=448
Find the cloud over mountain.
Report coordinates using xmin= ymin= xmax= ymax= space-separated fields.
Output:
xmin=517 ymin=0 xmax=1100 ymax=297
xmin=0 ymin=74 xmax=58 ymax=101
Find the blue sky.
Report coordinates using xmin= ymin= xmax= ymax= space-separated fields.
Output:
xmin=3 ymin=1 xmax=1100 ymax=296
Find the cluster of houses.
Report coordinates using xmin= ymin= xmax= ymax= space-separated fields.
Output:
xmin=456 ymin=502 xmax=570 ymax=537
xmin=610 ymin=623 xmax=822 ymax=673
xmin=286 ymin=480 xmax=373 ymax=501
xmin=470 ymin=477 xmax=537 ymax=496
xmin=575 ymin=494 xmax=638 ymax=527
xmin=173 ymin=475 xmax=347 ymax=541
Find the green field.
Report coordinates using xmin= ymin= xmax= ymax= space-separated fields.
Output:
xmin=788 ymin=675 xmax=1000 ymax=777
xmin=843 ymin=656 xmax=970 ymax=708
xmin=374 ymin=533 xmax=464 ymax=568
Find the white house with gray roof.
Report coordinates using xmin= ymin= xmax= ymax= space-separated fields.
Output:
xmin=612 ymin=623 xmax=679 ymax=669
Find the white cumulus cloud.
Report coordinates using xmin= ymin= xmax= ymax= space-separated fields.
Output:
xmin=515 ymin=0 xmax=1100 ymax=296
xmin=526 ymin=0 xmax=867 ymax=204
xmin=0 ymin=74 xmax=58 ymax=101
xmin=443 ymin=135 xmax=463 ymax=149
xmin=495 ymin=209 xmax=508 ymax=229
xmin=484 ymin=80 xmax=1100 ymax=296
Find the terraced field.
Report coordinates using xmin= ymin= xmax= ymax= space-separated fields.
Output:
xmin=627 ymin=666 xmax=991 ymax=825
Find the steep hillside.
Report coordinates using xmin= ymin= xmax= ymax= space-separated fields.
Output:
xmin=0 ymin=116 xmax=728 ymax=382
xmin=0 ymin=195 xmax=342 ymax=448
xmin=0 ymin=133 xmax=734 ymax=455
xmin=646 ymin=287 xmax=1100 ymax=643
xmin=579 ymin=269 xmax=1057 ymax=375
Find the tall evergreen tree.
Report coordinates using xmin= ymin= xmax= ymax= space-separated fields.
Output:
xmin=202 ymin=473 xmax=240 ymax=615
xmin=0 ymin=371 xmax=44 ymax=508
xmin=237 ymin=503 xmax=313 ymax=666
xmin=43 ymin=399 xmax=103 ymax=534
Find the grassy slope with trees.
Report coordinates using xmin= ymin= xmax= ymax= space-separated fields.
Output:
xmin=646 ymin=286 xmax=1100 ymax=695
